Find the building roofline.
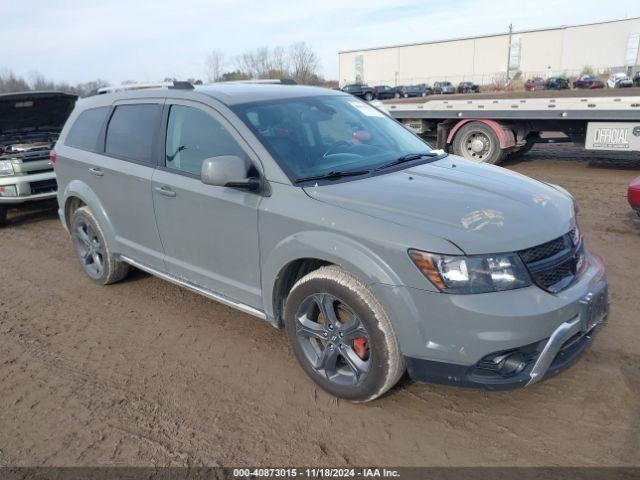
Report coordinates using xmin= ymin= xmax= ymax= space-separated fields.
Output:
xmin=338 ymin=16 xmax=640 ymax=54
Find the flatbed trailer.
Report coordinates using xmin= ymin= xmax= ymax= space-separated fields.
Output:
xmin=378 ymin=88 xmax=640 ymax=164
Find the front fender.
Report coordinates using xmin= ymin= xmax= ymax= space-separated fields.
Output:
xmin=61 ymin=179 xmax=115 ymax=246
xmin=261 ymin=230 xmax=406 ymax=319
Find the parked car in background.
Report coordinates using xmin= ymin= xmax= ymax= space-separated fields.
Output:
xmin=0 ymin=91 xmax=77 ymax=226
xmin=457 ymin=81 xmax=480 ymax=93
xmin=373 ymin=85 xmax=405 ymax=100
xmin=629 ymin=176 xmax=640 ymax=216
xmin=633 ymin=72 xmax=640 ymax=87
xmin=607 ymin=73 xmax=633 ymax=88
xmin=524 ymin=77 xmax=546 ymax=91
xmin=573 ymin=75 xmax=604 ymax=89
xmin=433 ymin=81 xmax=456 ymax=94
xmin=341 ymin=84 xmax=375 ymax=101
xmin=403 ymin=84 xmax=433 ymax=97
xmin=55 ymin=83 xmax=608 ymax=400
xmin=545 ymin=77 xmax=570 ymax=90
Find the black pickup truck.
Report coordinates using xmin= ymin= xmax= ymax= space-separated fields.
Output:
xmin=341 ymin=83 xmax=375 ymax=101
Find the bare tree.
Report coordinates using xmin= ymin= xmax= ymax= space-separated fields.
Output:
xmin=205 ymin=49 xmax=225 ymax=83
xmin=288 ymin=42 xmax=320 ymax=85
xmin=0 ymin=69 xmax=108 ymax=97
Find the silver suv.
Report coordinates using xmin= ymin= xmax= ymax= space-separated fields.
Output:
xmin=55 ymin=83 xmax=608 ymax=401
xmin=0 ymin=91 xmax=77 ymax=225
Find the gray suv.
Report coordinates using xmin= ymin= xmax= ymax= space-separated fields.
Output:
xmin=54 ymin=83 xmax=608 ymax=401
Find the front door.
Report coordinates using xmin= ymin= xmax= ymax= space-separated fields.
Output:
xmin=152 ymin=101 xmax=262 ymax=309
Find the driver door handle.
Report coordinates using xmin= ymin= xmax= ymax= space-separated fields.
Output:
xmin=89 ymin=167 xmax=104 ymax=177
xmin=155 ymin=185 xmax=176 ymax=197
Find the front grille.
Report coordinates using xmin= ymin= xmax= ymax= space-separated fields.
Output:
xmin=518 ymin=235 xmax=567 ymax=263
xmin=518 ymin=228 xmax=581 ymax=293
xmin=30 ymin=178 xmax=57 ymax=195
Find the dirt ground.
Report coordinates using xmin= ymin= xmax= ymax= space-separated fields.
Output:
xmin=0 ymin=143 xmax=639 ymax=468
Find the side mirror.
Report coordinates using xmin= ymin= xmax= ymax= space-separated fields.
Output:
xmin=200 ymin=155 xmax=260 ymax=191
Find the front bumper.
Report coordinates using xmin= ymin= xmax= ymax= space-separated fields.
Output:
xmin=0 ymin=171 xmax=57 ymax=204
xmin=372 ymin=252 xmax=608 ymax=390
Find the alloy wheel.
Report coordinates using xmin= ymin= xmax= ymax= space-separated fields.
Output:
xmin=73 ymin=220 xmax=104 ymax=278
xmin=295 ymin=293 xmax=371 ymax=386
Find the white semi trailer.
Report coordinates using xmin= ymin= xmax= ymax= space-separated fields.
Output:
xmin=378 ymin=91 xmax=640 ymax=164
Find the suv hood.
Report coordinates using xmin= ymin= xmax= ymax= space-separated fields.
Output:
xmin=303 ymin=157 xmax=575 ymax=254
xmin=0 ymin=91 xmax=77 ymax=137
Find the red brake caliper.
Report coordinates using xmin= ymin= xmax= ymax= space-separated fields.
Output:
xmin=352 ymin=337 xmax=368 ymax=360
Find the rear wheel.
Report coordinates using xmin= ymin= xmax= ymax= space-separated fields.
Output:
xmin=0 ymin=206 xmax=7 ymax=227
xmin=364 ymin=92 xmax=373 ymax=101
xmin=284 ymin=266 xmax=404 ymax=402
xmin=70 ymin=206 xmax=129 ymax=285
xmin=452 ymin=121 xmax=507 ymax=165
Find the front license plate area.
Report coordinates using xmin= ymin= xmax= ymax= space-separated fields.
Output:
xmin=579 ymin=286 xmax=609 ymax=333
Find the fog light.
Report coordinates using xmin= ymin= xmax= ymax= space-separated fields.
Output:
xmin=0 ymin=185 xmax=17 ymax=197
xmin=498 ymin=352 xmax=526 ymax=376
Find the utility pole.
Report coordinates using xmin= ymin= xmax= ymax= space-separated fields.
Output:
xmin=506 ymin=23 xmax=513 ymax=85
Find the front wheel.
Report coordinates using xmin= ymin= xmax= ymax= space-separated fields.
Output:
xmin=284 ymin=266 xmax=405 ymax=402
xmin=364 ymin=92 xmax=373 ymax=101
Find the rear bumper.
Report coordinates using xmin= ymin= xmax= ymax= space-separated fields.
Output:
xmin=0 ymin=171 xmax=57 ymax=204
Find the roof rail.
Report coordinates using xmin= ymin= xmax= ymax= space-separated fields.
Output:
xmin=169 ymin=80 xmax=195 ymax=90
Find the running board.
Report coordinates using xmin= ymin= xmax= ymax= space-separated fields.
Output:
xmin=119 ymin=255 xmax=267 ymax=320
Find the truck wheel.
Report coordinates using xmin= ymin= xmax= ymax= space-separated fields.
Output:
xmin=0 ymin=206 xmax=7 ymax=227
xmin=70 ymin=206 xmax=129 ymax=285
xmin=284 ymin=265 xmax=405 ymax=402
xmin=452 ymin=121 xmax=507 ymax=164
xmin=364 ymin=92 xmax=373 ymax=101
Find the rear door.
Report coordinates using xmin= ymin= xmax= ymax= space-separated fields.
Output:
xmin=151 ymin=100 xmax=262 ymax=308
xmin=90 ymin=100 xmax=165 ymax=269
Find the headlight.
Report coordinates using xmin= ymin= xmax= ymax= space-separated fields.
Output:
xmin=0 ymin=160 xmax=15 ymax=177
xmin=408 ymin=249 xmax=531 ymax=294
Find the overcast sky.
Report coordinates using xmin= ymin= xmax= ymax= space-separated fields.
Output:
xmin=1 ymin=0 xmax=639 ymax=85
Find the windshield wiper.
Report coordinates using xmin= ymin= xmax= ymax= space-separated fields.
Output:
xmin=374 ymin=151 xmax=446 ymax=172
xmin=294 ymin=169 xmax=371 ymax=184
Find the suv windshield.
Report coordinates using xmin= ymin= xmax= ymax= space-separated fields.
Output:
xmin=233 ymin=95 xmax=436 ymax=182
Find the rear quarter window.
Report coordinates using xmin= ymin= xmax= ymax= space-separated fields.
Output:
xmin=105 ymin=104 xmax=162 ymax=163
xmin=65 ymin=107 xmax=110 ymax=151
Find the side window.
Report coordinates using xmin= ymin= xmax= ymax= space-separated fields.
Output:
xmin=165 ymin=105 xmax=246 ymax=176
xmin=65 ymin=107 xmax=110 ymax=151
xmin=105 ymin=104 xmax=162 ymax=163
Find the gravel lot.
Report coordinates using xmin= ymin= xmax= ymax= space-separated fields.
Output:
xmin=0 ymin=143 xmax=639 ymax=467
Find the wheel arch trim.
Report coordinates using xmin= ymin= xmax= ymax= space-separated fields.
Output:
xmin=261 ymin=231 xmax=406 ymax=322
xmin=61 ymin=180 xmax=116 ymax=245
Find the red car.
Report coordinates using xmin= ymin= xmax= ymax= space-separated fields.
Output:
xmin=573 ymin=75 xmax=604 ymax=89
xmin=524 ymin=77 xmax=546 ymax=91
xmin=629 ymin=176 xmax=640 ymax=215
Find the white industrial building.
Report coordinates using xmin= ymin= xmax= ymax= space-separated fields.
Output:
xmin=338 ymin=16 xmax=640 ymax=87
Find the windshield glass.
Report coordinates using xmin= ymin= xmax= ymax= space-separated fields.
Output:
xmin=233 ymin=95 xmax=434 ymax=182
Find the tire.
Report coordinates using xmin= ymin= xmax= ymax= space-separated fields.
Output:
xmin=284 ymin=265 xmax=405 ymax=402
xmin=364 ymin=92 xmax=373 ymax=101
xmin=452 ymin=121 xmax=507 ymax=165
xmin=394 ymin=92 xmax=400 ymax=99
xmin=70 ymin=206 xmax=129 ymax=285
xmin=0 ymin=206 xmax=7 ymax=227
